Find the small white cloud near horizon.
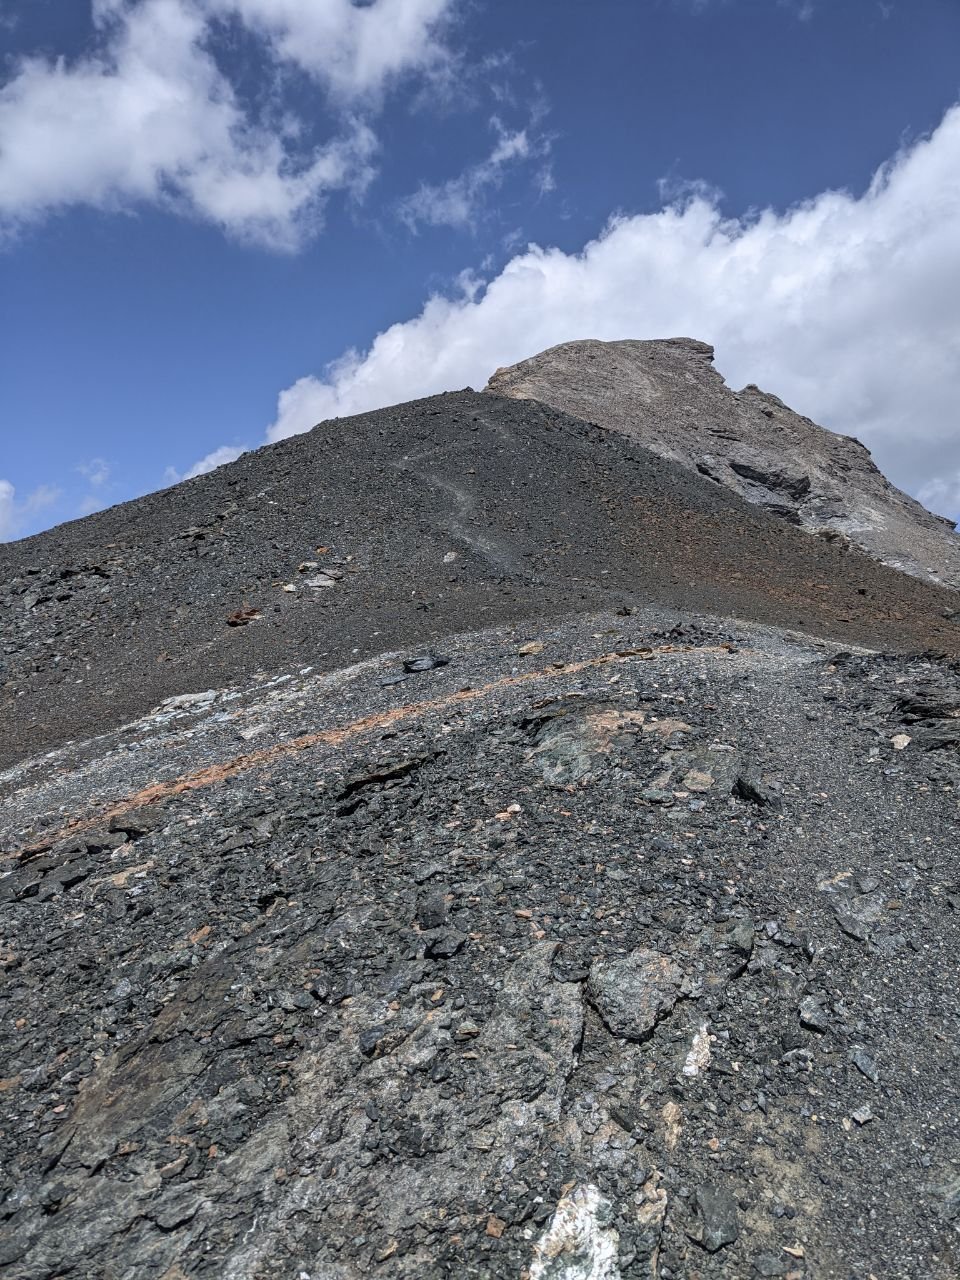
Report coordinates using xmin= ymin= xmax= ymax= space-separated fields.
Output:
xmin=77 ymin=457 xmax=111 ymax=488
xmin=0 ymin=478 xmax=61 ymax=542
xmin=165 ymin=443 xmax=248 ymax=486
xmin=263 ymin=102 xmax=960 ymax=513
xmin=918 ymin=475 xmax=960 ymax=523
xmin=0 ymin=479 xmax=15 ymax=540
xmin=0 ymin=0 xmax=456 ymax=249
xmin=76 ymin=456 xmax=113 ymax=515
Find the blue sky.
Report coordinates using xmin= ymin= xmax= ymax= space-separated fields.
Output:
xmin=2 ymin=0 xmax=960 ymax=539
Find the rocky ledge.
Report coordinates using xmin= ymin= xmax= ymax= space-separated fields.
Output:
xmin=486 ymin=338 xmax=960 ymax=589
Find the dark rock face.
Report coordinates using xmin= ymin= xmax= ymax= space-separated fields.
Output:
xmin=486 ymin=337 xmax=960 ymax=589
xmin=4 ymin=372 xmax=960 ymax=1278
xmin=689 ymin=1183 xmax=740 ymax=1253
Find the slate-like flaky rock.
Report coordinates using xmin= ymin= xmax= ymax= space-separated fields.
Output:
xmin=4 ymin=608 xmax=960 ymax=1278
xmin=3 ymin=387 xmax=960 ymax=770
xmin=486 ymin=337 xmax=960 ymax=588
xmin=3 ymin=363 xmax=960 ymax=1279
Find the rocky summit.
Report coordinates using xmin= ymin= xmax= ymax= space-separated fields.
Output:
xmin=487 ymin=338 xmax=960 ymax=589
xmin=3 ymin=351 xmax=960 ymax=1280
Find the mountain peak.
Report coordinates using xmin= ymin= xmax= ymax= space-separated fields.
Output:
xmin=4 ymin=353 xmax=960 ymax=1280
xmin=486 ymin=337 xmax=960 ymax=586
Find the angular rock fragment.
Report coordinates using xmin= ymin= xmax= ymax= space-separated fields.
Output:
xmin=733 ymin=769 xmax=781 ymax=807
xmin=425 ymin=928 xmax=466 ymax=959
xmin=529 ymin=1184 xmax=620 ymax=1280
xmin=416 ymin=891 xmax=448 ymax=930
xmin=587 ymin=947 xmax=683 ymax=1041
xmin=108 ymin=805 xmax=164 ymax=838
xmin=688 ymin=1183 xmax=740 ymax=1253
xmin=403 ymin=653 xmax=450 ymax=673
xmin=851 ymin=1045 xmax=880 ymax=1083
xmin=682 ymin=1023 xmax=713 ymax=1077
xmin=799 ymin=995 xmax=829 ymax=1033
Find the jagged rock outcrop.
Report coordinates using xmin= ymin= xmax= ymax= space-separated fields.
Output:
xmin=486 ymin=338 xmax=960 ymax=589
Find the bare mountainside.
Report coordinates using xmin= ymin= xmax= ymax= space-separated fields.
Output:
xmin=4 ymin=384 xmax=960 ymax=1278
xmin=4 ymin=610 xmax=960 ymax=1279
xmin=486 ymin=338 xmax=960 ymax=589
xmin=3 ymin=388 xmax=959 ymax=771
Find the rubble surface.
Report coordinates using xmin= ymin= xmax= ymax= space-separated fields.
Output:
xmin=3 ymin=378 xmax=960 ymax=1278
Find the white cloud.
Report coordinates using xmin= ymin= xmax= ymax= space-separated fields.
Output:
xmin=266 ymin=104 xmax=960 ymax=514
xmin=398 ymin=117 xmax=547 ymax=231
xmin=207 ymin=0 xmax=456 ymax=102
xmin=0 ymin=0 xmax=454 ymax=248
xmin=0 ymin=479 xmax=15 ymax=540
xmin=918 ymin=475 xmax=960 ymax=522
xmin=166 ymin=443 xmax=247 ymax=485
xmin=77 ymin=457 xmax=111 ymax=488
xmin=74 ymin=457 xmax=115 ymax=515
xmin=183 ymin=442 xmax=247 ymax=478
xmin=0 ymin=479 xmax=60 ymax=542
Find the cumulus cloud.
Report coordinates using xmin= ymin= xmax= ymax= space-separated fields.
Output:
xmin=207 ymin=0 xmax=455 ymax=102
xmin=165 ymin=443 xmax=247 ymax=485
xmin=398 ymin=116 xmax=549 ymax=231
xmin=0 ymin=479 xmax=60 ymax=542
xmin=0 ymin=0 xmax=454 ymax=248
xmin=267 ymin=104 xmax=960 ymax=513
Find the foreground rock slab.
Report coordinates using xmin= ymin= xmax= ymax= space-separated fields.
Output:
xmin=3 ymin=608 xmax=960 ymax=1278
xmin=587 ymin=948 xmax=683 ymax=1042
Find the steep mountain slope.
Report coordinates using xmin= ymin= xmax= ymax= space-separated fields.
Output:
xmin=4 ymin=382 xmax=960 ymax=1280
xmin=486 ymin=338 xmax=960 ymax=589
xmin=1 ymin=389 xmax=958 ymax=770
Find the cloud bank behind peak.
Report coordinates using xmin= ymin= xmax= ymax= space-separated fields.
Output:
xmin=268 ymin=103 xmax=960 ymax=514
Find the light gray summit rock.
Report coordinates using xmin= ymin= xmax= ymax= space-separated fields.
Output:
xmin=486 ymin=337 xmax=960 ymax=589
